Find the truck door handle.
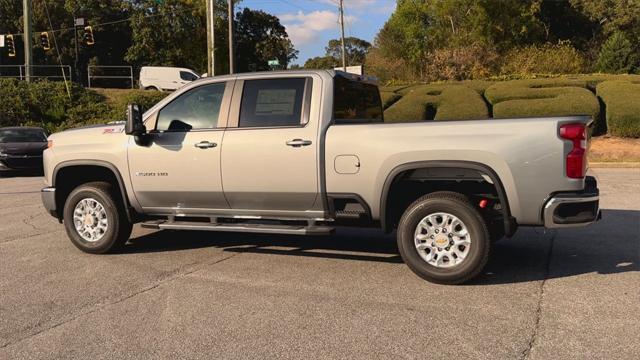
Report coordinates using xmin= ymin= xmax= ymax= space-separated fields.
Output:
xmin=195 ymin=141 xmax=217 ymax=149
xmin=286 ymin=139 xmax=312 ymax=147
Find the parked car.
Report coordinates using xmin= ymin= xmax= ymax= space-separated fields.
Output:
xmin=139 ymin=66 xmax=200 ymax=91
xmin=40 ymin=70 xmax=600 ymax=284
xmin=0 ymin=127 xmax=48 ymax=173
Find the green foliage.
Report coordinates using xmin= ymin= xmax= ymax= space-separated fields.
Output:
xmin=93 ymin=89 xmax=168 ymax=121
xmin=596 ymin=32 xmax=639 ymax=74
xmin=235 ymin=8 xmax=298 ymax=72
xmin=325 ymin=37 xmax=371 ymax=66
xmin=0 ymin=79 xmax=167 ymax=134
xmin=501 ymin=42 xmax=587 ymax=76
xmin=484 ymin=79 xmax=600 ymax=121
xmin=380 ymin=91 xmax=401 ymax=110
xmin=384 ymin=84 xmax=489 ymax=122
xmin=597 ymin=80 xmax=640 ymax=137
xmin=424 ymin=43 xmax=499 ymax=81
xmin=126 ymin=0 xmax=208 ymax=72
xmin=303 ymin=37 xmax=371 ymax=69
xmin=303 ymin=56 xmax=338 ymax=70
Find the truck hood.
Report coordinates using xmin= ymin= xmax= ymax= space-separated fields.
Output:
xmin=48 ymin=123 xmax=127 ymax=146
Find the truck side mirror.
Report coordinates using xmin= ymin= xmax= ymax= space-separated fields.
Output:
xmin=125 ymin=104 xmax=146 ymax=136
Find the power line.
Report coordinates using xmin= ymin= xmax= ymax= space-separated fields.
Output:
xmin=2 ymin=8 xmax=192 ymax=38
xmin=42 ymin=0 xmax=71 ymax=99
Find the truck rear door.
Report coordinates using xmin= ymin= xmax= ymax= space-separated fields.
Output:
xmin=220 ymin=76 xmax=319 ymax=212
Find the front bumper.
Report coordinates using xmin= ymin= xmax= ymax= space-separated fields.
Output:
xmin=0 ymin=155 xmax=44 ymax=170
xmin=41 ymin=187 xmax=57 ymax=218
xmin=543 ymin=176 xmax=601 ymax=229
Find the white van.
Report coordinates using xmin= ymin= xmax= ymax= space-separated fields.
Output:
xmin=139 ymin=66 xmax=200 ymax=91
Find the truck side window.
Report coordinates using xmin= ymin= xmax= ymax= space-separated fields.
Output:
xmin=156 ymin=83 xmax=225 ymax=131
xmin=333 ymin=76 xmax=383 ymax=124
xmin=239 ymin=78 xmax=307 ymax=128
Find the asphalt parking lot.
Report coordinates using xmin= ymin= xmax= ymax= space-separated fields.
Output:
xmin=1 ymin=168 xmax=638 ymax=359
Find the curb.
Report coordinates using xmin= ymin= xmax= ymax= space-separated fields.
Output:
xmin=590 ymin=162 xmax=640 ymax=168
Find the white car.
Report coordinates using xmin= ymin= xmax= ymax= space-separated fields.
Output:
xmin=139 ymin=66 xmax=199 ymax=91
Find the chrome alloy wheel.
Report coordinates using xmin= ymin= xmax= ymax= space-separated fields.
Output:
xmin=73 ymin=198 xmax=109 ymax=242
xmin=414 ymin=212 xmax=471 ymax=268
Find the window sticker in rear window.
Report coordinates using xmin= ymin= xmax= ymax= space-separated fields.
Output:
xmin=255 ymin=89 xmax=297 ymax=116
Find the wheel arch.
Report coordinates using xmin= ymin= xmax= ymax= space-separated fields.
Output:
xmin=379 ymin=160 xmax=516 ymax=236
xmin=52 ymin=160 xmax=134 ymax=222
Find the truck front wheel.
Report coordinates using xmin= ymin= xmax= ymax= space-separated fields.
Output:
xmin=62 ymin=182 xmax=133 ymax=254
xmin=397 ymin=191 xmax=490 ymax=285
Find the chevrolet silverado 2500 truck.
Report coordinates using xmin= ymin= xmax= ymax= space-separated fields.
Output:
xmin=41 ymin=70 xmax=600 ymax=284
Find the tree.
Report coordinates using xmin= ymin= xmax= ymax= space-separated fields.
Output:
xmin=596 ymin=31 xmax=639 ymax=73
xmin=303 ymin=56 xmax=338 ymax=69
xmin=125 ymin=0 xmax=208 ymax=73
xmin=234 ymin=8 xmax=298 ymax=72
xmin=325 ymin=37 xmax=371 ymax=66
xmin=303 ymin=36 xmax=371 ymax=69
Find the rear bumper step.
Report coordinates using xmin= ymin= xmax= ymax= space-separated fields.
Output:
xmin=141 ymin=220 xmax=335 ymax=236
xmin=543 ymin=176 xmax=601 ymax=229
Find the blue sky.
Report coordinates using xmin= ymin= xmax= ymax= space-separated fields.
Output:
xmin=237 ymin=0 xmax=396 ymax=66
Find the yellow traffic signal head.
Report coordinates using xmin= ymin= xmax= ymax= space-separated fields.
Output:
xmin=6 ymin=34 xmax=16 ymax=57
xmin=83 ymin=26 xmax=95 ymax=45
xmin=40 ymin=32 xmax=51 ymax=50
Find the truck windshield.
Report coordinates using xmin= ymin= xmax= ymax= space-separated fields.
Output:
xmin=333 ymin=75 xmax=383 ymax=124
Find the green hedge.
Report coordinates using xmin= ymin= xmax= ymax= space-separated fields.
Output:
xmin=380 ymin=91 xmax=401 ymax=109
xmin=597 ymin=80 xmax=640 ymax=137
xmin=384 ymin=84 xmax=489 ymax=122
xmin=484 ymin=79 xmax=601 ymax=125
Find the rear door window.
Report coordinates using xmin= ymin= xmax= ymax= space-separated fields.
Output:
xmin=333 ymin=76 xmax=383 ymax=124
xmin=238 ymin=78 xmax=307 ymax=128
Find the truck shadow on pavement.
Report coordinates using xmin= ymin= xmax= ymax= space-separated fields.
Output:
xmin=121 ymin=209 xmax=638 ymax=285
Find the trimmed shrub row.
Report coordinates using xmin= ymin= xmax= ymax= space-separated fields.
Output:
xmin=484 ymin=79 xmax=601 ymax=120
xmin=380 ymin=74 xmax=640 ymax=137
xmin=384 ymin=84 xmax=489 ymax=122
xmin=597 ymin=81 xmax=640 ymax=137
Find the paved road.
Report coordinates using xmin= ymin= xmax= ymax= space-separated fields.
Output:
xmin=1 ymin=169 xmax=638 ymax=359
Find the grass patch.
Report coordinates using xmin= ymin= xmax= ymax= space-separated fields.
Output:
xmin=596 ymin=81 xmax=640 ymax=138
xmin=384 ymin=84 xmax=489 ymax=122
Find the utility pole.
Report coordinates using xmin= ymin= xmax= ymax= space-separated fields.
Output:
xmin=338 ymin=0 xmax=346 ymax=71
xmin=206 ymin=0 xmax=215 ymax=77
xmin=23 ymin=0 xmax=33 ymax=82
xmin=228 ymin=0 xmax=234 ymax=74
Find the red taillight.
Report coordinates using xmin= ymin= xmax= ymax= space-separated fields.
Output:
xmin=560 ymin=124 xmax=587 ymax=178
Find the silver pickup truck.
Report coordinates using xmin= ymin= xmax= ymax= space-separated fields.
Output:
xmin=41 ymin=70 xmax=600 ymax=284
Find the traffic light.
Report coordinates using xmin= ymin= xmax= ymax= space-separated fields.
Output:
xmin=83 ymin=26 xmax=94 ymax=45
xmin=6 ymin=34 xmax=16 ymax=57
xmin=40 ymin=32 xmax=51 ymax=50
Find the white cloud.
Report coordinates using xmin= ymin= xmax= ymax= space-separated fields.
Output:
xmin=279 ymin=10 xmax=356 ymax=46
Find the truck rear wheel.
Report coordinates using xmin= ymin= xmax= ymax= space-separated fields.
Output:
xmin=63 ymin=182 xmax=133 ymax=254
xmin=397 ymin=191 xmax=490 ymax=285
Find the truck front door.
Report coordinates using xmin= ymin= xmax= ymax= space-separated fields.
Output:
xmin=128 ymin=81 xmax=232 ymax=212
xmin=221 ymin=77 xmax=320 ymax=213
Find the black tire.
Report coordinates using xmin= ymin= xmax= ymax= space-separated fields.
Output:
xmin=63 ymin=182 xmax=133 ymax=254
xmin=397 ymin=191 xmax=490 ymax=285
xmin=144 ymin=86 xmax=159 ymax=91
